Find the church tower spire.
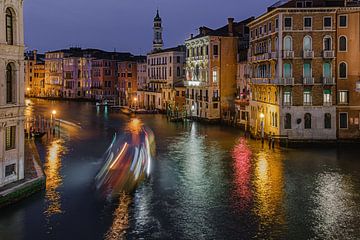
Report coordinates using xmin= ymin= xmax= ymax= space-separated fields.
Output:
xmin=153 ymin=9 xmax=163 ymax=51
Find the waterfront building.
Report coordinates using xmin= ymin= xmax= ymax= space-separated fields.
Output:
xmin=63 ymin=55 xmax=92 ymax=99
xmin=248 ymin=0 xmax=360 ymax=141
xmin=138 ymin=10 xmax=186 ymax=110
xmin=336 ymin=3 xmax=360 ymax=139
xmin=25 ymin=50 xmax=45 ymax=97
xmin=184 ymin=17 xmax=253 ymax=121
xmin=91 ymin=58 xmax=118 ymax=102
xmin=45 ymin=50 xmax=65 ymax=97
xmin=0 ymin=0 xmax=25 ymax=186
xmin=141 ymin=46 xmax=186 ymax=110
xmin=43 ymin=48 xmax=132 ymax=101
xmin=118 ymin=56 xmax=146 ymax=107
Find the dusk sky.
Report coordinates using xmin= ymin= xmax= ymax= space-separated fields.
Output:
xmin=24 ymin=0 xmax=275 ymax=54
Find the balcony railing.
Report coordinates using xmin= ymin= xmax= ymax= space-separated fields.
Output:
xmin=271 ymin=52 xmax=278 ymax=59
xmin=323 ymin=77 xmax=335 ymax=85
xmin=283 ymin=77 xmax=294 ymax=86
xmin=323 ymin=50 xmax=335 ymax=59
xmin=283 ymin=50 xmax=294 ymax=59
xmin=303 ymin=101 xmax=312 ymax=106
xmin=303 ymin=77 xmax=314 ymax=85
xmin=303 ymin=50 xmax=314 ymax=59
xmin=212 ymin=97 xmax=220 ymax=102
xmin=250 ymin=78 xmax=270 ymax=85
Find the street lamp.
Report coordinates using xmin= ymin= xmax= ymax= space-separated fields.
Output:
xmin=260 ymin=113 xmax=265 ymax=144
xmin=51 ymin=110 xmax=57 ymax=121
xmin=133 ymin=97 xmax=138 ymax=110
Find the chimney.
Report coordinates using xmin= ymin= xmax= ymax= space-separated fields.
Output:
xmin=199 ymin=26 xmax=207 ymax=35
xmin=190 ymin=34 xmax=194 ymax=39
xmin=228 ymin=18 xmax=234 ymax=37
xmin=33 ymin=50 xmax=37 ymax=62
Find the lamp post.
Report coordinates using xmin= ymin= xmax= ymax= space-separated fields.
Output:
xmin=260 ymin=113 xmax=265 ymax=145
xmin=26 ymin=87 xmax=31 ymax=97
xmin=134 ymin=97 xmax=138 ymax=110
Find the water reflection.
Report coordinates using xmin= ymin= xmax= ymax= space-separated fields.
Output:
xmin=312 ymin=172 xmax=360 ymax=239
xmin=105 ymin=193 xmax=131 ymax=240
xmin=253 ymin=148 xmax=285 ymax=230
xmin=232 ymin=138 xmax=252 ymax=210
xmin=44 ymin=139 xmax=66 ymax=217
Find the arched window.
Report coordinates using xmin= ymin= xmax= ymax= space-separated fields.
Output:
xmin=303 ymin=36 xmax=312 ymax=51
xmin=285 ymin=113 xmax=292 ymax=129
xmin=284 ymin=36 xmax=292 ymax=51
xmin=6 ymin=63 xmax=15 ymax=103
xmin=339 ymin=36 xmax=347 ymax=51
xmin=284 ymin=63 xmax=292 ymax=78
xmin=324 ymin=113 xmax=331 ymax=129
xmin=339 ymin=62 xmax=347 ymax=79
xmin=6 ymin=8 xmax=14 ymax=45
xmin=304 ymin=113 xmax=312 ymax=129
xmin=323 ymin=36 xmax=332 ymax=51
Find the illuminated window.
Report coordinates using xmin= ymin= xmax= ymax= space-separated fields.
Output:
xmin=339 ymin=91 xmax=348 ymax=104
xmin=5 ymin=126 xmax=16 ymax=151
xmin=212 ymin=69 xmax=218 ymax=83
xmin=323 ymin=90 xmax=332 ymax=105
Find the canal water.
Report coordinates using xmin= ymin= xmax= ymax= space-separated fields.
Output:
xmin=0 ymin=99 xmax=360 ymax=240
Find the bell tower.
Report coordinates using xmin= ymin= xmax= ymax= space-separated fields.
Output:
xmin=153 ymin=9 xmax=163 ymax=51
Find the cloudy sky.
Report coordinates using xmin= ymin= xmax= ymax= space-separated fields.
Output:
xmin=24 ymin=0 xmax=275 ymax=54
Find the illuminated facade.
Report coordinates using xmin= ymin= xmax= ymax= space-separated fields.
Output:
xmin=185 ymin=18 xmax=252 ymax=120
xmin=140 ymin=46 xmax=186 ymax=110
xmin=336 ymin=5 xmax=360 ymax=139
xmin=248 ymin=0 xmax=359 ymax=140
xmin=0 ymin=0 xmax=25 ymax=187
xmin=25 ymin=50 xmax=45 ymax=97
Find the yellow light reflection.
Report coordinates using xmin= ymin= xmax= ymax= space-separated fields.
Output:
xmin=44 ymin=139 xmax=66 ymax=217
xmin=105 ymin=192 xmax=131 ymax=240
xmin=254 ymin=150 xmax=285 ymax=225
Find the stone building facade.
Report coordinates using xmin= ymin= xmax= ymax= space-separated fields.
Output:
xmin=0 ymin=0 xmax=25 ymax=187
xmin=247 ymin=0 xmax=353 ymax=140
xmin=185 ymin=17 xmax=252 ymax=120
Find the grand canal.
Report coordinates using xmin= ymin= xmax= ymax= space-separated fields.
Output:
xmin=0 ymin=99 xmax=360 ymax=240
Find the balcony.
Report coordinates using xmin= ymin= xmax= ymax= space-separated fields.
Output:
xmin=271 ymin=52 xmax=278 ymax=59
xmin=303 ymin=77 xmax=314 ymax=85
xmin=283 ymin=50 xmax=294 ymax=59
xmin=323 ymin=101 xmax=332 ymax=106
xmin=283 ymin=77 xmax=294 ymax=86
xmin=323 ymin=77 xmax=335 ymax=85
xmin=323 ymin=50 xmax=335 ymax=59
xmin=303 ymin=50 xmax=314 ymax=59
xmin=250 ymin=78 xmax=270 ymax=85
xmin=303 ymin=101 xmax=312 ymax=106
xmin=203 ymin=96 xmax=209 ymax=102
xmin=212 ymin=97 xmax=220 ymax=102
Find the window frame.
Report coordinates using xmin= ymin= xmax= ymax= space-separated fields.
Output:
xmin=339 ymin=112 xmax=348 ymax=129
xmin=323 ymin=16 xmax=332 ymax=29
xmin=303 ymin=17 xmax=312 ymax=30
xmin=339 ymin=61 xmax=348 ymax=79
xmin=339 ymin=15 xmax=348 ymax=28
xmin=338 ymin=35 xmax=348 ymax=52
xmin=284 ymin=17 xmax=293 ymax=30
